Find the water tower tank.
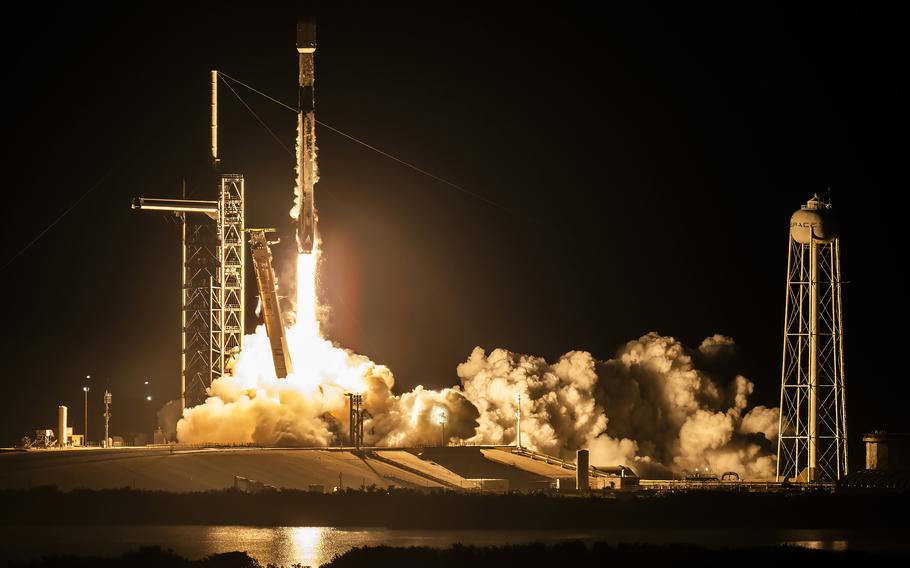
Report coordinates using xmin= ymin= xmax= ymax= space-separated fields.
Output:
xmin=790 ymin=195 xmax=838 ymax=244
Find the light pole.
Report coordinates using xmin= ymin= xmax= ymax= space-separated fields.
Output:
xmin=144 ymin=379 xmax=154 ymax=446
xmin=82 ymin=384 xmax=90 ymax=446
xmin=515 ymin=392 xmax=522 ymax=448
xmin=103 ymin=391 xmax=112 ymax=448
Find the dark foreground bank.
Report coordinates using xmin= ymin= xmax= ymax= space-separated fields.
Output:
xmin=2 ymin=487 xmax=907 ymax=530
xmin=6 ymin=542 xmax=906 ymax=568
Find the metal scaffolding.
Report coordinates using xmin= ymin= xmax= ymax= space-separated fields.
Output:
xmin=134 ymin=178 xmax=245 ymax=409
xmin=183 ymin=206 xmax=219 ymax=409
xmin=348 ymin=393 xmax=366 ymax=448
xmin=777 ymin=196 xmax=847 ymax=482
xmin=211 ymin=175 xmax=246 ymax=382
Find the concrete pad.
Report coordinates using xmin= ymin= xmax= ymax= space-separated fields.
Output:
xmin=0 ymin=447 xmax=444 ymax=492
xmin=375 ymin=450 xmax=479 ymax=489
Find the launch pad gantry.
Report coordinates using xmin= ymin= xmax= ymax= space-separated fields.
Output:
xmin=132 ymin=71 xmax=245 ymax=409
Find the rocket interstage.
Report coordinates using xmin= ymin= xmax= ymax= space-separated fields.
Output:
xmin=296 ymin=21 xmax=317 ymax=254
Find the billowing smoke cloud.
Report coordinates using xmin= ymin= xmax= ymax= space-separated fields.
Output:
xmin=179 ymin=324 xmax=390 ymax=446
xmin=456 ymin=333 xmax=778 ymax=479
xmin=457 ymin=349 xmax=608 ymax=459
xmin=177 ymin=310 xmax=479 ymax=448
xmin=156 ymin=399 xmax=182 ymax=442
xmin=365 ymin=385 xmax=479 ymax=447
xmin=176 ymin=249 xmax=777 ymax=479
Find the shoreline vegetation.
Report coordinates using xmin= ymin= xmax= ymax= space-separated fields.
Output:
xmin=6 ymin=542 xmax=907 ymax=568
xmin=2 ymin=487 xmax=907 ymax=529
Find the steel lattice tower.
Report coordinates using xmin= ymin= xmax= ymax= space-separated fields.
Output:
xmin=210 ymin=175 xmax=246 ymax=382
xmin=777 ymin=195 xmax=847 ymax=482
xmin=183 ymin=210 xmax=219 ymax=408
xmin=348 ymin=393 xmax=365 ymax=448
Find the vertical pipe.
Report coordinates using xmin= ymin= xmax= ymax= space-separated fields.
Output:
xmin=808 ymin=239 xmax=818 ymax=481
xmin=835 ymin=238 xmax=848 ymax=475
xmin=516 ymin=392 xmax=522 ymax=448
xmin=827 ymin=243 xmax=839 ymax=479
xmin=209 ymin=274 xmax=216 ymax=383
xmin=84 ymin=389 xmax=88 ymax=446
xmin=795 ymin=242 xmax=806 ymax=478
xmin=800 ymin=244 xmax=808 ymax=476
xmin=180 ymin=212 xmax=187 ymax=412
xmin=211 ymin=70 xmax=218 ymax=167
xmin=777 ymin=235 xmax=794 ymax=482
xmin=796 ymin=242 xmax=807 ymax=479
xmin=218 ymin=183 xmax=224 ymax=377
xmin=104 ymin=391 xmax=111 ymax=448
xmin=239 ymin=179 xmax=246 ymax=339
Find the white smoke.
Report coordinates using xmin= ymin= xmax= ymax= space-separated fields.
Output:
xmin=177 ymin=315 xmax=479 ymax=448
xmin=456 ymin=348 xmax=609 ymax=459
xmin=365 ymin=385 xmax=479 ymax=447
xmin=176 ymin=258 xmax=777 ymax=479
xmin=456 ymin=333 xmax=779 ymax=479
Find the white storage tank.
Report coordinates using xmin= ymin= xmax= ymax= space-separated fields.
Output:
xmin=57 ymin=405 xmax=67 ymax=447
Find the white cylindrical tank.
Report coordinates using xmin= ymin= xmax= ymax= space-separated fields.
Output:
xmin=576 ymin=449 xmax=590 ymax=491
xmin=57 ymin=405 xmax=67 ymax=447
xmin=790 ymin=195 xmax=838 ymax=244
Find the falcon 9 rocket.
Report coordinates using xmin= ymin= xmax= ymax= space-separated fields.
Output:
xmin=296 ymin=21 xmax=317 ymax=254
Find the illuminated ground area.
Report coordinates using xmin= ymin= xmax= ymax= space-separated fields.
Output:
xmin=0 ymin=446 xmax=600 ymax=492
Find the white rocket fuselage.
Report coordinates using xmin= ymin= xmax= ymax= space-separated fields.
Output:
xmin=296 ymin=22 xmax=317 ymax=254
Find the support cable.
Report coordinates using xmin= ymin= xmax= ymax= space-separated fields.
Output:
xmin=218 ymin=73 xmax=293 ymax=156
xmin=218 ymin=72 xmax=507 ymax=211
xmin=0 ymin=170 xmax=112 ymax=272
xmin=315 ymin=120 xmax=507 ymax=211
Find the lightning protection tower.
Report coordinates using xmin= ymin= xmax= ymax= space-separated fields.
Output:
xmin=777 ymin=195 xmax=847 ymax=482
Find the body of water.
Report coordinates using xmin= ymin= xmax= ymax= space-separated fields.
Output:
xmin=2 ymin=525 xmax=907 ymax=566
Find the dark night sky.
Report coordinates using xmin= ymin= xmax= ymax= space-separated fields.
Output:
xmin=2 ymin=3 xmax=906 ymax=469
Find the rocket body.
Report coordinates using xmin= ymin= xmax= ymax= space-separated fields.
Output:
xmin=296 ymin=22 xmax=317 ymax=254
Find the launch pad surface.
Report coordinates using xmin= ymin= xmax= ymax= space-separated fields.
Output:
xmin=0 ymin=445 xmax=622 ymax=493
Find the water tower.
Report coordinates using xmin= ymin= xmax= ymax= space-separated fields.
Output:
xmin=777 ymin=195 xmax=848 ymax=482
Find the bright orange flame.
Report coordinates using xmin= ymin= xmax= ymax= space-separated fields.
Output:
xmin=295 ymin=251 xmax=319 ymax=339
xmin=176 ymin=242 xmax=375 ymax=445
xmin=281 ymin=246 xmax=369 ymax=394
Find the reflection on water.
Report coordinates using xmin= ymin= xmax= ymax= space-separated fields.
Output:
xmin=292 ymin=527 xmax=329 ymax=562
xmin=201 ymin=526 xmax=339 ymax=566
xmin=0 ymin=526 xmax=906 ymax=565
xmin=791 ymin=540 xmax=849 ymax=552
